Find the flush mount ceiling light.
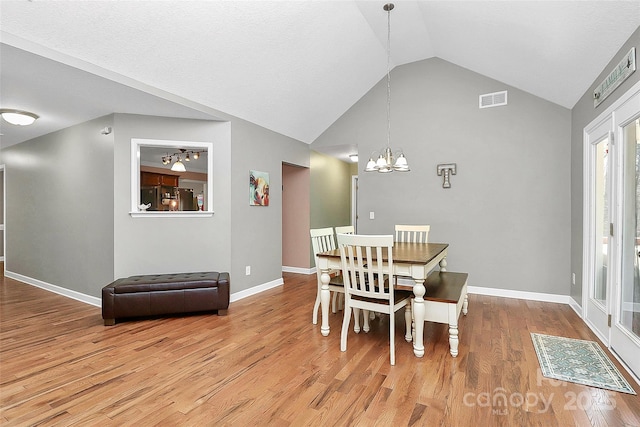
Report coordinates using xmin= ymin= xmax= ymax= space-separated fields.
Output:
xmin=349 ymin=154 xmax=359 ymax=162
xmin=0 ymin=109 xmax=39 ymax=126
xmin=364 ymin=3 xmax=410 ymax=173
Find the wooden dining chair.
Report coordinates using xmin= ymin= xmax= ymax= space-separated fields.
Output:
xmin=337 ymin=227 xmax=377 ymax=323
xmin=394 ymin=224 xmax=430 ymax=243
xmin=337 ymin=233 xmax=413 ymax=365
xmin=394 ymin=224 xmax=431 ymax=290
xmin=310 ymin=227 xmax=345 ymax=325
xmin=334 ymin=225 xmax=354 ymax=235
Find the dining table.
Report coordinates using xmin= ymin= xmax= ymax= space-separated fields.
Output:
xmin=316 ymin=241 xmax=449 ymax=358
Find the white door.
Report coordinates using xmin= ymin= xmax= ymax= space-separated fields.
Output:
xmin=584 ymin=116 xmax=614 ymax=342
xmin=611 ymin=92 xmax=640 ymax=377
xmin=584 ymin=81 xmax=640 ymax=380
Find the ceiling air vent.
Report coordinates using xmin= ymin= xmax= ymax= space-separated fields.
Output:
xmin=479 ymin=90 xmax=508 ymax=109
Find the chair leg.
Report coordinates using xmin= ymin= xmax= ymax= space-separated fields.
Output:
xmin=404 ymin=304 xmax=412 ymax=342
xmin=389 ymin=309 xmax=396 ymax=365
xmin=363 ymin=310 xmax=370 ymax=333
xmin=353 ymin=308 xmax=361 ymax=333
xmin=341 ymin=307 xmax=352 ymax=352
xmin=410 ymin=298 xmax=415 ymax=343
xmin=332 ymin=291 xmax=338 ymax=314
xmin=312 ymin=288 xmax=321 ymax=325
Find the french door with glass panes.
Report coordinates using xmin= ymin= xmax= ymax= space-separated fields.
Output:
xmin=585 ymin=116 xmax=613 ymax=342
xmin=584 ymin=80 xmax=640 ymax=380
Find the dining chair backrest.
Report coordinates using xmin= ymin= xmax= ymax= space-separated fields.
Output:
xmin=337 ymin=233 xmax=394 ymax=302
xmin=395 ymin=224 xmax=430 ymax=244
xmin=310 ymin=227 xmax=337 ymax=258
xmin=334 ymin=225 xmax=355 ymax=235
xmin=337 ymin=233 xmax=410 ymax=365
xmin=310 ymin=227 xmax=345 ymax=324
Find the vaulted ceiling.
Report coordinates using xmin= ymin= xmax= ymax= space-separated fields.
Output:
xmin=1 ymin=1 xmax=639 ymax=151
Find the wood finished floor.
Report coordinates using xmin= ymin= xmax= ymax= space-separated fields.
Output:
xmin=1 ymin=270 xmax=639 ymax=426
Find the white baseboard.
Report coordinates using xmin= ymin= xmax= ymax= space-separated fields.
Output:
xmin=0 ymin=256 xmax=4 ymax=262
xmin=282 ymin=266 xmax=314 ymax=275
xmin=0 ymin=270 xmax=596 ymax=325
xmin=396 ymin=278 xmax=573 ymax=304
xmin=466 ymin=285 xmax=573 ymax=305
xmin=229 ymin=277 xmax=284 ymax=303
xmin=6 ymin=269 xmax=286 ymax=308
xmin=568 ymin=296 xmax=583 ymax=317
xmin=5 ymin=270 xmax=101 ymax=307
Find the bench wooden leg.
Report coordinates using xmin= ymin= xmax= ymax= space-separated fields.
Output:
xmin=217 ymin=309 xmax=228 ymax=316
xmin=448 ymin=302 xmax=459 ymax=357
xmin=449 ymin=323 xmax=459 ymax=357
xmin=104 ymin=318 xmax=115 ymax=326
xmin=462 ymin=294 xmax=468 ymax=315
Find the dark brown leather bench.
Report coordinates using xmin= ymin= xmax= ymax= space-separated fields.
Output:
xmin=102 ymin=272 xmax=230 ymax=325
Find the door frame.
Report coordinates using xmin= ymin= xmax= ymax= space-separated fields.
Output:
xmin=609 ymin=85 xmax=640 ymax=379
xmin=351 ymin=175 xmax=358 ymax=233
xmin=583 ymin=78 xmax=640 ymax=381
xmin=582 ymin=118 xmax=613 ymax=344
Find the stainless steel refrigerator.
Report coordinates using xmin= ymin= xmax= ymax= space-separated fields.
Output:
xmin=178 ymin=188 xmax=196 ymax=211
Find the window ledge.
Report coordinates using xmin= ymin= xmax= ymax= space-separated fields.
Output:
xmin=130 ymin=211 xmax=214 ymax=218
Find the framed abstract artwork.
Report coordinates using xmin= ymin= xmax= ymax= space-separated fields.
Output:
xmin=250 ymin=170 xmax=269 ymax=206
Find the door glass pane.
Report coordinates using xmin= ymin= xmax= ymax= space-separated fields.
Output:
xmin=621 ymin=119 xmax=640 ymax=338
xmin=594 ymin=137 xmax=609 ymax=304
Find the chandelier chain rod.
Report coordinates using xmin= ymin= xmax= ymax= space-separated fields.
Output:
xmin=386 ymin=4 xmax=392 ymax=150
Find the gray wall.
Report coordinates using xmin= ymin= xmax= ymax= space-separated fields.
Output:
xmin=112 ymin=114 xmax=232 ymax=284
xmin=2 ymin=109 xmax=310 ymax=299
xmin=2 ymin=109 xmax=309 ymax=297
xmin=570 ymin=27 xmax=640 ymax=306
xmin=310 ymin=150 xmax=352 ymax=230
xmin=313 ymin=58 xmax=572 ymax=294
xmin=229 ymin=117 xmax=310 ymax=292
xmin=2 ymin=115 xmax=115 ymax=296
xmin=309 ymin=150 xmax=353 ymax=266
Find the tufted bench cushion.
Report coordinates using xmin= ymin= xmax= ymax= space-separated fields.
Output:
xmin=102 ymin=272 xmax=230 ymax=326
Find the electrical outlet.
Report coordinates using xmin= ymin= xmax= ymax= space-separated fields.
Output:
xmin=246 ymin=266 xmax=251 ymax=276
xmin=369 ymin=211 xmax=375 ymax=220
xmin=572 ymin=273 xmax=576 ymax=285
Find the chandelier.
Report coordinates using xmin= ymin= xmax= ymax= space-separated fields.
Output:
xmin=365 ymin=3 xmax=409 ymax=173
